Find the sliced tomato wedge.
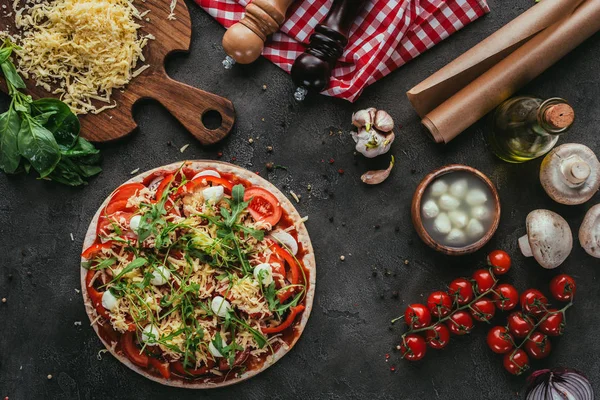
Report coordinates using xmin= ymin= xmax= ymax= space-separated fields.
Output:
xmin=96 ymin=211 xmax=133 ymax=237
xmin=121 ymin=332 xmax=149 ymax=368
xmin=154 ymin=174 xmax=175 ymax=201
xmin=82 ymin=241 xmax=115 ymax=260
xmin=262 ymin=305 xmax=305 ymax=334
xmin=85 ymin=270 xmax=110 ymax=320
xmin=104 ymin=199 xmax=131 ymax=215
xmin=109 ymin=183 xmax=145 ymax=205
xmin=244 ymin=187 xmax=282 ymax=226
xmin=269 ymin=242 xmax=300 ymax=302
xmin=149 ymin=358 xmax=171 ymax=379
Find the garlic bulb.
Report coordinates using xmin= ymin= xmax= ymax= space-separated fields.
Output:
xmin=352 ymin=108 xmax=376 ymax=131
xmin=352 ymin=128 xmax=395 ymax=158
xmin=374 ymin=110 xmax=394 ymax=132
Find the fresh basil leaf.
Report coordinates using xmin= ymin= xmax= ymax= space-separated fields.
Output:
xmin=0 ymin=106 xmax=21 ymax=173
xmin=32 ymin=111 xmax=57 ymax=126
xmin=17 ymin=115 xmax=61 ymax=178
xmin=1 ymin=60 xmax=25 ymax=90
xmin=31 ymin=98 xmax=80 ymax=150
xmin=47 ymin=161 xmax=85 ymax=186
xmin=62 ymin=136 xmax=99 ymax=157
xmin=0 ymin=47 xmax=13 ymax=65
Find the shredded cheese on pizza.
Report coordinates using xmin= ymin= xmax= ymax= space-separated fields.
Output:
xmin=10 ymin=0 xmax=151 ymax=114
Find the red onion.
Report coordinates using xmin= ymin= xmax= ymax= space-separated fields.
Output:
xmin=526 ymin=368 xmax=594 ymax=400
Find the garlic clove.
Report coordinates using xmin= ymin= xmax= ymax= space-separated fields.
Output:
xmin=361 ymin=156 xmax=395 ymax=185
xmin=448 ymin=210 xmax=468 ymax=229
xmin=465 ymin=189 xmax=488 ymax=206
xmin=352 ymin=107 xmax=376 ymax=131
xmin=471 ymin=205 xmax=491 ymax=220
xmin=430 ymin=180 xmax=448 ymax=197
xmin=433 ymin=213 xmax=452 ymax=235
xmin=449 ymin=179 xmax=468 ymax=199
xmin=446 ymin=228 xmax=467 ymax=245
xmin=466 ymin=218 xmax=485 ymax=239
xmin=438 ymin=194 xmax=460 ymax=211
xmin=422 ymin=199 xmax=439 ymax=219
xmin=374 ymin=110 xmax=394 ymax=132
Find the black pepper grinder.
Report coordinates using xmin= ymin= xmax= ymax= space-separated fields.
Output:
xmin=290 ymin=0 xmax=367 ymax=101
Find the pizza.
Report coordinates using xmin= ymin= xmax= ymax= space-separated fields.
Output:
xmin=80 ymin=161 xmax=315 ymax=388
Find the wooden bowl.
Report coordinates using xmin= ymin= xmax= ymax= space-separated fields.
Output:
xmin=411 ymin=164 xmax=501 ymax=256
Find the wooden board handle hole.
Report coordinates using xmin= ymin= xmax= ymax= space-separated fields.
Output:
xmin=202 ymin=109 xmax=223 ymax=130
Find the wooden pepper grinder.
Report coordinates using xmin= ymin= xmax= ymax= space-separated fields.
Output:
xmin=291 ymin=0 xmax=367 ymax=100
xmin=222 ymin=0 xmax=295 ymax=68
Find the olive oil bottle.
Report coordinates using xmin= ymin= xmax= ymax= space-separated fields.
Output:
xmin=486 ymin=97 xmax=574 ymax=163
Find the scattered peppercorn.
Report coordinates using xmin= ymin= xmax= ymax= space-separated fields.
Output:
xmin=167 ymin=141 xmax=172 ymax=146
xmin=395 ymin=226 xmax=400 ymax=232
xmin=390 ymin=365 xmax=396 ymax=372
xmin=265 ymin=162 xmax=274 ymax=171
xmin=341 ymin=222 xmax=346 ymax=227
xmin=8 ymin=274 xmax=12 ymax=281
xmin=255 ymin=171 xmax=260 ymax=175
xmin=371 ymin=270 xmax=377 ymax=277
xmin=266 ymin=145 xmax=273 ymax=153
xmin=337 ymin=169 xmax=344 ymax=175
xmin=47 ymin=374 xmax=52 ymax=380
xmin=374 ymin=224 xmax=380 ymax=230
xmin=321 ymin=140 xmax=326 ymax=145
xmin=328 ymin=217 xmax=334 ymax=223
xmin=379 ymin=293 xmax=385 ymax=299
xmin=1 ymin=298 xmax=6 ymax=303
xmin=384 ymin=269 xmax=391 ymax=276
xmin=231 ymin=157 xmax=237 ymax=162
xmin=404 ymin=259 xmax=409 ymax=265
xmin=27 ymin=271 xmax=32 ymax=277
xmin=262 ymin=84 xmax=267 ymax=91
xmin=392 ymin=291 xmax=399 ymax=299
xmin=329 ymin=158 xmax=335 ymax=164
xmin=339 ymin=255 xmax=345 ymax=261
xmin=248 ymin=138 xmax=254 ymax=144
xmin=410 ymin=169 xmax=416 ymax=174
xmin=217 ymin=152 xmax=223 ymax=158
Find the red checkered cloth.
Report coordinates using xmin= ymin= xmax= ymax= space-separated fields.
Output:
xmin=196 ymin=0 xmax=490 ymax=102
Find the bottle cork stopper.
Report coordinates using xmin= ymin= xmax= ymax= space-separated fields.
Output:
xmin=544 ymin=103 xmax=574 ymax=129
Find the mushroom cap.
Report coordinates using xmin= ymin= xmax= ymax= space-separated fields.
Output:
xmin=579 ymin=203 xmax=600 ymax=258
xmin=540 ymin=143 xmax=600 ymax=205
xmin=525 ymin=209 xmax=573 ymax=269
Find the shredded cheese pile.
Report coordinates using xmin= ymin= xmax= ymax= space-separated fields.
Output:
xmin=12 ymin=0 xmax=152 ymax=114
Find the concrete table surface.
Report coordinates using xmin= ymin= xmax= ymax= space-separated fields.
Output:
xmin=1 ymin=0 xmax=599 ymax=398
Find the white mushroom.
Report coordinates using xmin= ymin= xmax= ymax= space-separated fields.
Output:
xmin=438 ymin=194 xmax=460 ymax=211
xmin=518 ymin=209 xmax=573 ymax=269
xmin=579 ymin=204 xmax=600 ymax=258
xmin=471 ymin=205 xmax=491 ymax=221
xmin=448 ymin=211 xmax=468 ymax=229
xmin=466 ymin=218 xmax=484 ymax=239
xmin=433 ymin=213 xmax=452 ymax=235
xmin=446 ymin=229 xmax=466 ymax=246
xmin=449 ymin=179 xmax=468 ymax=199
xmin=430 ymin=180 xmax=448 ymax=197
xmin=465 ymin=189 xmax=487 ymax=206
xmin=540 ymin=143 xmax=600 ymax=205
xmin=422 ymin=200 xmax=439 ymax=219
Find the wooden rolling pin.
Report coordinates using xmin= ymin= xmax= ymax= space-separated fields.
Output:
xmin=222 ymin=0 xmax=295 ymax=68
xmin=291 ymin=0 xmax=367 ymax=100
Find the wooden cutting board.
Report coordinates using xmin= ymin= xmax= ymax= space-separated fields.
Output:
xmin=0 ymin=0 xmax=235 ymax=145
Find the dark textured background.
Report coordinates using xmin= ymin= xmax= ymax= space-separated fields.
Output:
xmin=1 ymin=0 xmax=600 ymax=398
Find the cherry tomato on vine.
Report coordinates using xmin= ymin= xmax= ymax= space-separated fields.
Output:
xmin=426 ymin=291 xmax=453 ymax=318
xmin=399 ymin=334 xmax=427 ymax=361
xmin=425 ymin=324 xmax=450 ymax=350
xmin=470 ymin=297 xmax=496 ymax=322
xmin=447 ymin=311 xmax=474 ymax=335
xmin=405 ymin=304 xmax=432 ymax=329
xmin=486 ymin=326 xmax=514 ymax=354
xmin=549 ymin=274 xmax=576 ymax=302
xmin=491 ymin=284 xmax=519 ymax=311
xmin=503 ymin=349 xmax=529 ymax=376
xmin=507 ymin=312 xmax=534 ymax=338
xmin=538 ymin=310 xmax=564 ymax=336
xmin=487 ymin=250 xmax=511 ymax=275
xmin=524 ymin=332 xmax=552 ymax=359
xmin=448 ymin=278 xmax=474 ymax=305
xmin=472 ymin=269 xmax=496 ymax=294
xmin=520 ymin=289 xmax=549 ymax=317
